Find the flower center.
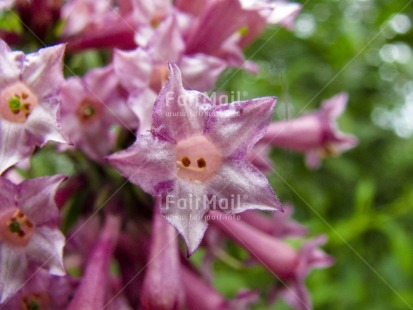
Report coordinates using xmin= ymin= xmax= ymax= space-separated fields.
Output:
xmin=76 ymin=98 xmax=102 ymax=123
xmin=320 ymin=142 xmax=339 ymax=157
xmin=176 ymin=135 xmax=222 ymax=183
xmin=0 ymin=82 xmax=38 ymax=123
xmin=0 ymin=208 xmax=35 ymax=247
xmin=21 ymin=292 xmax=50 ymax=310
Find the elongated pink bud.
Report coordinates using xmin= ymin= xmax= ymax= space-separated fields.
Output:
xmin=68 ymin=215 xmax=121 ymax=310
xmin=140 ymin=201 xmax=184 ymax=310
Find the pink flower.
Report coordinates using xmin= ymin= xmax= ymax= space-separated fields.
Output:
xmin=60 ymin=65 xmax=138 ymax=161
xmin=114 ymin=14 xmax=226 ymax=132
xmin=1 ymin=270 xmax=77 ymax=309
xmin=140 ymin=201 xmax=184 ymax=310
xmin=209 ymin=211 xmax=334 ymax=310
xmin=260 ymin=93 xmax=358 ymax=168
xmin=0 ymin=175 xmax=67 ymax=302
xmin=67 ymin=215 xmax=121 ymax=310
xmin=108 ymin=63 xmax=281 ymax=254
xmin=0 ymin=41 xmax=68 ymax=174
xmin=183 ymin=0 xmax=301 ymax=65
xmin=61 ymin=0 xmax=123 ymax=37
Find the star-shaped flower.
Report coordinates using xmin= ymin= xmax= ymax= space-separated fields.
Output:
xmin=60 ymin=65 xmax=138 ymax=161
xmin=0 ymin=175 xmax=67 ymax=303
xmin=108 ymin=63 xmax=281 ymax=254
xmin=0 ymin=40 xmax=68 ymax=174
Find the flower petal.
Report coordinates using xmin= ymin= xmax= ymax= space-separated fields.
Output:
xmin=0 ymin=40 xmax=21 ymax=89
xmin=141 ymin=205 xmax=184 ymax=310
xmin=321 ymin=92 xmax=348 ymax=119
xmin=152 ymin=63 xmax=212 ymax=141
xmin=0 ymin=177 xmax=16 ymax=208
xmin=26 ymin=227 xmax=66 ymax=276
xmin=161 ymin=179 xmax=209 ymax=255
xmin=128 ymin=88 xmax=158 ymax=133
xmin=25 ymin=97 xmax=67 ymax=145
xmin=0 ymin=121 xmax=34 ymax=175
xmin=0 ymin=245 xmax=27 ymax=303
xmin=185 ymin=0 xmax=246 ymax=54
xmin=67 ymin=215 xmax=120 ymax=310
xmin=83 ymin=65 xmax=121 ymax=105
xmin=107 ymin=131 xmax=176 ymax=196
xmin=114 ymin=48 xmax=152 ymax=93
xmin=180 ymin=54 xmax=227 ymax=91
xmin=147 ymin=14 xmax=185 ymax=63
xmin=206 ymin=97 xmax=276 ymax=159
xmin=21 ymin=44 xmax=65 ymax=99
xmin=207 ymin=161 xmax=281 ymax=213
xmin=19 ymin=175 xmax=67 ymax=225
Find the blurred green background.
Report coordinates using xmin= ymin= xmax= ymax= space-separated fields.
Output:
xmin=213 ymin=0 xmax=413 ymax=309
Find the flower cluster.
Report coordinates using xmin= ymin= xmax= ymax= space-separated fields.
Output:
xmin=0 ymin=1 xmax=357 ymax=309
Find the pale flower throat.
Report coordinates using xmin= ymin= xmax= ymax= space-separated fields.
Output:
xmin=0 ymin=82 xmax=38 ymax=123
xmin=0 ymin=207 xmax=35 ymax=247
xmin=176 ymin=135 xmax=222 ymax=183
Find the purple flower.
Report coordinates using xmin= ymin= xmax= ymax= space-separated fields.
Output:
xmin=60 ymin=65 xmax=138 ymax=161
xmin=67 ymin=215 xmax=121 ymax=310
xmin=260 ymin=93 xmax=358 ymax=168
xmin=0 ymin=41 xmax=68 ymax=174
xmin=108 ymin=63 xmax=280 ymax=254
xmin=140 ymin=201 xmax=184 ymax=310
xmin=209 ymin=211 xmax=334 ymax=310
xmin=1 ymin=269 xmax=77 ymax=309
xmin=0 ymin=175 xmax=67 ymax=303
xmin=61 ymin=0 xmax=123 ymax=37
xmin=183 ymin=0 xmax=301 ymax=67
xmin=114 ymin=15 xmax=226 ymax=132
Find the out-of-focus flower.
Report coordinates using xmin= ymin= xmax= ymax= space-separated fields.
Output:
xmin=114 ymin=14 xmax=226 ymax=132
xmin=260 ymin=93 xmax=358 ymax=168
xmin=61 ymin=0 xmax=123 ymax=37
xmin=0 ymin=0 xmax=14 ymax=11
xmin=239 ymin=0 xmax=301 ymax=29
xmin=1 ymin=269 xmax=77 ymax=309
xmin=0 ymin=41 xmax=68 ymax=174
xmin=108 ymin=63 xmax=280 ymax=254
xmin=209 ymin=211 xmax=333 ymax=310
xmin=140 ymin=201 xmax=184 ymax=310
xmin=61 ymin=0 xmax=137 ymax=52
xmin=0 ymin=175 xmax=67 ymax=303
xmin=60 ymin=65 xmax=138 ymax=161
xmin=183 ymin=0 xmax=301 ymax=66
xmin=67 ymin=215 xmax=120 ymax=310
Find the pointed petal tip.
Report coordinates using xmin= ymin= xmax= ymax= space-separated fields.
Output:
xmin=322 ymin=92 xmax=349 ymax=118
xmin=167 ymin=62 xmax=182 ymax=80
xmin=185 ymin=241 xmax=200 ymax=258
